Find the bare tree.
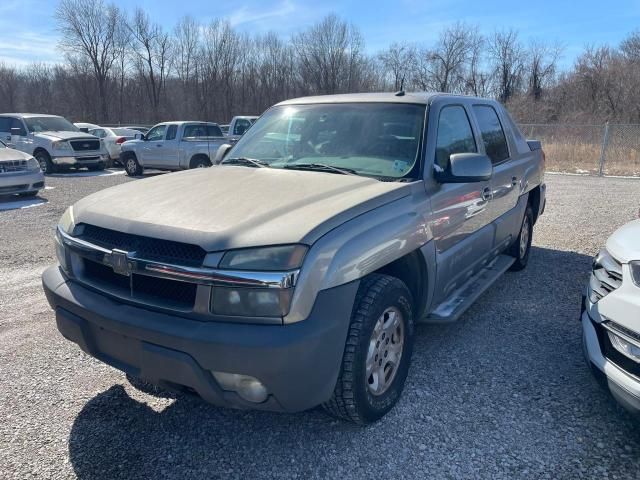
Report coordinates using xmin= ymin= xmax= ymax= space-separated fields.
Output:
xmin=0 ymin=64 xmax=20 ymax=112
xmin=293 ymin=15 xmax=367 ymax=95
xmin=488 ymin=29 xmax=526 ymax=103
xmin=378 ymin=42 xmax=416 ymax=90
xmin=128 ymin=8 xmax=173 ymax=118
xmin=56 ymin=0 xmax=121 ymax=121
xmin=526 ymin=40 xmax=562 ymax=100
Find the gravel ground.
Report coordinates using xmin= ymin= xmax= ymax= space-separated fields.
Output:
xmin=1 ymin=171 xmax=639 ymax=479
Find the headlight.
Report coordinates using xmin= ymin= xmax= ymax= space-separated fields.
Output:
xmin=26 ymin=157 xmax=40 ymax=171
xmin=631 ymin=261 xmax=640 ymax=287
xmin=219 ymin=245 xmax=307 ymax=271
xmin=55 ymin=207 xmax=75 ymax=274
xmin=52 ymin=141 xmax=72 ymax=151
xmin=58 ymin=206 xmax=75 ymax=233
xmin=607 ymin=329 xmax=640 ymax=363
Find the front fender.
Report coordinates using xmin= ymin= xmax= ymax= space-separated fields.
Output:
xmin=284 ymin=190 xmax=432 ymax=324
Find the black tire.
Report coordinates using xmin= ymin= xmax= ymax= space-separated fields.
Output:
xmin=123 ymin=153 xmax=143 ymax=176
xmin=19 ymin=191 xmax=38 ymax=197
xmin=508 ymin=204 xmax=534 ymax=271
xmin=323 ymin=274 xmax=415 ymax=424
xmin=189 ymin=155 xmax=212 ymax=169
xmin=35 ymin=150 xmax=56 ymax=174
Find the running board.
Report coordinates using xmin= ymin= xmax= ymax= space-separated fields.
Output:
xmin=420 ymin=254 xmax=515 ymax=324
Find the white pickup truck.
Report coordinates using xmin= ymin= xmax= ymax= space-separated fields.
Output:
xmin=226 ymin=116 xmax=258 ymax=141
xmin=0 ymin=114 xmax=108 ymax=174
xmin=120 ymin=121 xmax=228 ymax=176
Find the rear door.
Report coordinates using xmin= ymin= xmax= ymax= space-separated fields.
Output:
xmin=471 ymin=104 xmax=522 ymax=249
xmin=427 ymin=100 xmax=495 ymax=305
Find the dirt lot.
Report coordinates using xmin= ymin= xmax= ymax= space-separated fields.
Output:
xmin=1 ymin=171 xmax=639 ymax=479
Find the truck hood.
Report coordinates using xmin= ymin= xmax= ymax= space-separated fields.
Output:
xmin=0 ymin=147 xmax=31 ymax=162
xmin=71 ymin=166 xmax=412 ymax=252
xmin=35 ymin=131 xmax=97 ymax=141
xmin=606 ymin=219 xmax=640 ymax=262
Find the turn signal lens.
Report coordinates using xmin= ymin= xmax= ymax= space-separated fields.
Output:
xmin=608 ymin=331 xmax=640 ymax=363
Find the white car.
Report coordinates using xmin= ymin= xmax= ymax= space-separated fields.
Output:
xmin=582 ymin=219 xmax=640 ymax=416
xmin=88 ymin=127 xmax=140 ymax=165
xmin=0 ymin=140 xmax=44 ymax=197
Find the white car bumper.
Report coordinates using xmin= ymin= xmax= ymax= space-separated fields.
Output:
xmin=0 ymin=169 xmax=45 ymax=195
xmin=582 ymin=270 xmax=640 ymax=415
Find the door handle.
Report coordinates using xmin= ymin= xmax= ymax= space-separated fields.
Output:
xmin=511 ymin=176 xmax=518 ymax=187
xmin=481 ymin=187 xmax=492 ymax=201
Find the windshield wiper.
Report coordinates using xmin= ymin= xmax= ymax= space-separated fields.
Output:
xmin=223 ymin=157 xmax=269 ymax=168
xmin=283 ymin=163 xmax=358 ymax=176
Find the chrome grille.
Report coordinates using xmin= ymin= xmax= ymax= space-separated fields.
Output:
xmin=589 ymin=250 xmax=623 ymax=302
xmin=70 ymin=139 xmax=100 ymax=151
xmin=0 ymin=160 xmax=28 ymax=174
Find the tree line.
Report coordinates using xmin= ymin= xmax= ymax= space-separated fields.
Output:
xmin=0 ymin=0 xmax=638 ymax=126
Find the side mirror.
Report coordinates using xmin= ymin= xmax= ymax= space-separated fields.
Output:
xmin=214 ymin=144 xmax=233 ymax=164
xmin=134 ymin=133 xmax=145 ymax=140
xmin=435 ymin=153 xmax=492 ymax=183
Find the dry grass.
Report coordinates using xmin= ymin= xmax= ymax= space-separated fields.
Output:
xmin=543 ymin=142 xmax=640 ymax=177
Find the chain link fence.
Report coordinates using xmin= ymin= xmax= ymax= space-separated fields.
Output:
xmin=520 ymin=123 xmax=640 ymax=177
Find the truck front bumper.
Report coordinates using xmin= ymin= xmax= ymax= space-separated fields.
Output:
xmin=42 ymin=265 xmax=358 ymax=412
xmin=581 ymin=294 xmax=640 ymax=416
xmin=0 ymin=170 xmax=45 ymax=195
xmin=52 ymin=154 xmax=108 ymax=167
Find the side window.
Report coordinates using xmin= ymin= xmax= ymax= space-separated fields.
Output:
xmin=183 ymin=124 xmax=207 ymax=138
xmin=206 ymin=125 xmax=223 ymax=137
xmin=166 ymin=124 xmax=178 ymax=140
xmin=0 ymin=117 xmax=10 ymax=133
xmin=9 ymin=118 xmax=26 ymax=136
xmin=234 ymin=119 xmax=251 ymax=136
xmin=146 ymin=125 xmax=167 ymax=142
xmin=435 ymin=105 xmax=477 ymax=170
xmin=473 ymin=105 xmax=509 ymax=164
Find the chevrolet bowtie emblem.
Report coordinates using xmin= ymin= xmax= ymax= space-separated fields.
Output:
xmin=110 ymin=249 xmax=130 ymax=276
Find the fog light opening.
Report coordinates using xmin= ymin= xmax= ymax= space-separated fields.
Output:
xmin=607 ymin=331 xmax=640 ymax=363
xmin=212 ymin=371 xmax=269 ymax=403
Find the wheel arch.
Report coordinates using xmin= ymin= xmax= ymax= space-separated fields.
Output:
xmin=33 ymin=146 xmax=50 ymax=158
xmin=189 ymin=153 xmax=211 ymax=169
xmin=528 ymin=186 xmax=542 ymax=225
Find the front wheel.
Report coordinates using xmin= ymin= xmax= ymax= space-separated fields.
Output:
xmin=508 ymin=204 xmax=533 ymax=271
xmin=323 ymin=274 xmax=415 ymax=424
xmin=35 ymin=151 xmax=56 ymax=174
xmin=123 ymin=154 xmax=143 ymax=176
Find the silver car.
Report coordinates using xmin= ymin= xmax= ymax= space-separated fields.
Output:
xmin=0 ymin=140 xmax=44 ymax=197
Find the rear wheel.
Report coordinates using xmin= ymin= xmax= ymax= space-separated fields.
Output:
xmin=123 ymin=154 xmax=143 ymax=176
xmin=35 ymin=150 xmax=56 ymax=174
xmin=323 ymin=274 xmax=415 ymax=424
xmin=508 ymin=204 xmax=533 ymax=271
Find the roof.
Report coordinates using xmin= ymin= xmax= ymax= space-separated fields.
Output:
xmin=275 ymin=92 xmax=484 ymax=106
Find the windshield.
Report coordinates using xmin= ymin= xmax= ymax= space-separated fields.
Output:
xmin=226 ymin=103 xmax=425 ymax=179
xmin=24 ymin=116 xmax=79 ymax=133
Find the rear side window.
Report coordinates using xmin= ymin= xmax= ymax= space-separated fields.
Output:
xmin=435 ymin=106 xmax=477 ymax=170
xmin=206 ymin=125 xmax=223 ymax=137
xmin=166 ymin=125 xmax=178 ymax=140
xmin=473 ymin=105 xmax=509 ymax=163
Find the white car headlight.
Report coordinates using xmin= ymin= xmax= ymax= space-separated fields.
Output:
xmin=630 ymin=261 xmax=640 ymax=287
xmin=52 ymin=141 xmax=72 ymax=151
xmin=58 ymin=206 xmax=75 ymax=233
xmin=26 ymin=157 xmax=40 ymax=171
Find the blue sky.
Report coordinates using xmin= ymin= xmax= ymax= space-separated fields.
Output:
xmin=1 ymin=0 xmax=640 ymax=68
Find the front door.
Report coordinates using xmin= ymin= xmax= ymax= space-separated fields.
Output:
xmin=141 ymin=124 xmax=167 ymax=167
xmin=427 ymin=102 xmax=495 ymax=306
